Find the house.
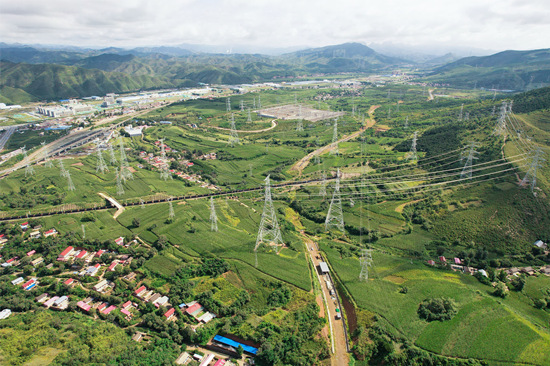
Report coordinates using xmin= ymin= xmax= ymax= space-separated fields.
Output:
xmin=438 ymin=256 xmax=447 ymax=263
xmin=124 ymin=272 xmax=137 ymax=281
xmin=175 ymin=352 xmax=191 ymax=365
xmin=197 ymin=312 xmax=215 ymax=324
xmin=11 ymin=277 xmax=24 ymax=285
xmin=29 ymin=230 xmax=41 ymax=239
xmin=122 ymin=301 xmax=133 ymax=310
xmin=427 ymin=260 xmax=436 ymax=266
xmin=0 ymin=309 xmax=11 ymax=320
xmin=53 ymin=296 xmax=69 ymax=309
xmin=155 ymin=296 xmax=169 ymax=307
xmin=27 ymin=250 xmax=36 ymax=256
xmin=94 ymin=279 xmax=110 ymax=292
xmin=35 ymin=293 xmax=49 ymax=303
xmin=199 ymin=354 xmax=215 ymax=366
xmin=22 ymin=279 xmax=35 ymax=289
xmin=86 ymin=263 xmax=101 ymax=276
xmin=64 ymin=278 xmax=75 ymax=286
xmin=75 ymin=250 xmax=88 ymax=260
xmin=478 ymin=269 xmax=488 ymax=277
xmin=534 ymin=240 xmax=548 ymax=250
xmin=31 ymin=257 xmax=44 ymax=266
xmin=507 ymin=267 xmax=520 ymax=276
xmin=134 ymin=285 xmax=147 ymax=297
xmin=132 ymin=333 xmax=143 ymax=342
xmin=540 ymin=266 xmax=550 ymax=275
xmin=95 ymin=249 xmax=105 ymax=258
xmin=102 ymin=305 xmax=117 ymax=315
xmin=20 ymin=222 xmax=29 ymax=230
xmin=58 ymin=246 xmax=75 ymax=260
xmin=212 ymin=334 xmax=258 ymax=356
xmin=319 ymin=262 xmax=330 ymax=274
xmin=108 ymin=260 xmax=119 ymax=272
xmin=454 ymin=258 xmax=462 ymax=265
xmin=77 ymin=301 xmax=91 ymax=312
xmin=115 ymin=237 xmax=124 ymax=246
xmin=44 ymin=228 xmax=58 ymax=238
xmin=0 ymin=234 xmax=7 ymax=245
xmin=164 ymin=308 xmax=176 ymax=320
xmin=97 ymin=303 xmax=107 ymax=312
xmin=121 ymin=308 xmax=132 ymax=318
xmin=44 ymin=296 xmax=59 ymax=308
xmin=148 ymin=293 xmax=161 ymax=304
xmin=521 ymin=267 xmax=536 ymax=276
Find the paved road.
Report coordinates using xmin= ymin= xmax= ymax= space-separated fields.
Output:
xmin=0 ymin=126 xmax=16 ymax=151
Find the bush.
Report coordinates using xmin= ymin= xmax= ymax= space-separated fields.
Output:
xmin=534 ymin=298 xmax=547 ymax=309
xmin=417 ymin=297 xmax=458 ymax=322
xmin=493 ymin=281 xmax=508 ymax=298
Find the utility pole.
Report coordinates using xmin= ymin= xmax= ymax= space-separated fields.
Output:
xmin=229 ymin=114 xmax=239 ymax=147
xmin=330 ymin=118 xmax=339 ymax=155
xmin=521 ymin=148 xmax=546 ymax=193
xmin=325 ymin=169 xmax=345 ymax=232
xmin=255 ymin=176 xmax=284 ymax=266
xmin=210 ymin=196 xmax=218 ymax=232
xmin=407 ymin=131 xmax=418 ymax=161
xmin=460 ymin=142 xmax=480 ymax=179
xmin=359 ymin=249 xmax=373 ymax=281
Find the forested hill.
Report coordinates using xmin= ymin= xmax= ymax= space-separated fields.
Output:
xmin=512 ymin=86 xmax=550 ymax=113
xmin=0 ymin=61 xmax=172 ymax=104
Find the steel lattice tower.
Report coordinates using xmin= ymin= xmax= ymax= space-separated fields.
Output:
xmin=458 ymin=103 xmax=464 ymax=121
xmin=22 ymin=147 xmax=35 ymax=177
xmin=41 ymin=141 xmax=54 ymax=167
xmin=521 ymin=148 xmax=546 ymax=193
xmin=258 ymin=94 xmax=261 ymax=109
xmin=66 ymin=170 xmax=75 ymax=191
xmin=210 ymin=197 xmax=218 ymax=232
xmin=108 ymin=143 xmax=117 ymax=165
xmin=330 ymin=119 xmax=339 ymax=155
xmin=359 ymin=249 xmax=373 ymax=281
xmin=460 ymin=142 xmax=480 ymax=179
xmin=229 ymin=114 xmax=240 ymax=147
xmin=116 ymin=168 xmax=125 ymax=196
xmin=296 ymin=118 xmax=304 ymax=132
xmin=240 ymin=100 xmax=245 ymax=111
xmin=494 ymin=101 xmax=508 ymax=136
xmin=119 ymin=138 xmax=133 ymax=180
xmin=319 ymin=170 xmax=327 ymax=197
xmin=404 ymin=115 xmax=409 ymax=128
xmin=255 ymin=175 xmax=284 ymax=260
xmin=59 ymin=159 xmax=68 ymax=178
xmin=95 ymin=141 xmax=108 ymax=173
xmin=247 ymin=108 xmax=252 ymax=122
xmin=140 ymin=198 xmax=145 ymax=209
xmin=168 ymin=199 xmax=175 ymax=219
xmin=325 ymin=169 xmax=345 ymax=232
xmin=81 ymin=224 xmax=86 ymax=239
xmin=407 ymin=131 xmax=418 ymax=161
xmin=226 ymin=97 xmax=231 ymax=112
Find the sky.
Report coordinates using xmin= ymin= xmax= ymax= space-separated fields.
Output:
xmin=1 ymin=0 xmax=549 ymax=54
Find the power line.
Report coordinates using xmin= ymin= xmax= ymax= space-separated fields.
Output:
xmin=359 ymin=249 xmax=373 ymax=281
xmin=255 ymin=175 xmax=284 ymax=266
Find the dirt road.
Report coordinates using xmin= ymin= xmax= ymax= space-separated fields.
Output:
xmin=290 ymin=105 xmax=380 ymax=175
xmin=210 ymin=119 xmax=278 ymax=133
xmin=303 ymin=233 xmax=349 ymax=366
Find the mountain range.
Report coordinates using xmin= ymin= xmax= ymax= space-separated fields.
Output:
xmin=1 ymin=42 xmax=549 ymax=104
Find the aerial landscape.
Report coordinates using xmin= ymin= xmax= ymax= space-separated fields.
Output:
xmin=1 ymin=1 xmax=550 ymax=365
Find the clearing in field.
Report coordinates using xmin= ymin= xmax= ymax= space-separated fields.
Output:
xmin=256 ymin=104 xmax=345 ymax=122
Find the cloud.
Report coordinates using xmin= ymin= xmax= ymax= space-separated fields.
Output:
xmin=0 ymin=0 xmax=547 ymax=52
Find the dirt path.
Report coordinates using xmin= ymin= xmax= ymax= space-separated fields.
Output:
xmin=210 ymin=119 xmax=278 ymax=133
xmin=290 ymin=105 xmax=380 ymax=175
xmin=302 ymin=232 xmax=349 ymax=366
xmin=428 ymin=89 xmax=435 ymax=101
xmin=98 ymin=192 xmax=124 ymax=219
xmin=395 ymin=199 xmax=424 ymax=213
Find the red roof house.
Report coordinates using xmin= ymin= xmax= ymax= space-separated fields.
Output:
xmin=64 ymin=278 xmax=74 ymax=286
xmin=164 ymin=308 xmax=175 ymax=319
xmin=454 ymin=258 xmax=462 ymax=265
xmin=438 ymin=256 xmax=447 ymax=263
xmin=427 ymin=260 xmax=436 ymax=266
xmin=134 ymin=285 xmax=146 ymax=296
xmin=27 ymin=250 xmax=36 ymax=256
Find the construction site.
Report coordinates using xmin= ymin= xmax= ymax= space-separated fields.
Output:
xmin=256 ymin=104 xmax=345 ymax=122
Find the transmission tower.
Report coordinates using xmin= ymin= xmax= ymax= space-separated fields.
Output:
xmin=521 ymin=148 xmax=546 ymax=193
xmin=491 ymin=105 xmax=496 ymax=116
xmin=460 ymin=142 xmax=480 ymax=179
xmin=22 ymin=147 xmax=35 ymax=177
xmin=247 ymin=108 xmax=252 ymax=122
xmin=296 ymin=118 xmax=304 ymax=132
xmin=41 ymin=141 xmax=53 ymax=167
xmin=325 ymin=169 xmax=345 ymax=232
xmin=119 ymin=138 xmax=133 ymax=180
xmin=66 ymin=170 xmax=75 ymax=191
xmin=387 ymin=107 xmax=391 ymax=119
xmin=494 ymin=101 xmax=508 ymax=136
xmin=255 ymin=175 xmax=284 ymax=262
xmin=314 ymin=154 xmax=321 ymax=165
xmin=159 ymin=138 xmax=167 ymax=160
xmin=168 ymin=199 xmax=175 ymax=219
xmin=359 ymin=249 xmax=373 ymax=281
xmin=160 ymin=165 xmax=172 ymax=181
xmin=458 ymin=104 xmax=464 ymax=121
xmin=404 ymin=116 xmax=409 ymax=128
xmin=229 ymin=114 xmax=239 ymax=147
xmin=209 ymin=197 xmax=218 ymax=232
xmin=240 ymin=100 xmax=245 ymax=111
xmin=95 ymin=141 xmax=108 ymax=173
xmin=507 ymin=100 xmax=513 ymax=113
xmin=407 ymin=131 xmax=418 ymax=161
xmin=59 ymin=159 xmax=68 ymax=178
xmin=140 ymin=198 xmax=145 ymax=209
xmin=81 ymin=224 xmax=86 ymax=239
xmin=108 ymin=143 xmax=117 ymax=165
xmin=396 ymin=101 xmax=399 ymax=113
xmin=319 ymin=170 xmax=327 ymax=197
xmin=258 ymin=94 xmax=261 ymax=109
xmin=116 ymin=168 xmax=125 ymax=196
xmin=226 ymin=97 xmax=231 ymax=112
xmin=330 ymin=119 xmax=339 ymax=155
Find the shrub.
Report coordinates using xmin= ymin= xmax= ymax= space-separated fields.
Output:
xmin=417 ymin=297 xmax=458 ymax=321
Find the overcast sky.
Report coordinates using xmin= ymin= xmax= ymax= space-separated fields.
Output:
xmin=1 ymin=0 xmax=549 ymax=53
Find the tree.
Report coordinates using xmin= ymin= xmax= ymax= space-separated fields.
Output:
xmin=493 ymin=281 xmax=508 ymax=298
xmin=132 ymin=218 xmax=141 ymax=228
xmin=236 ymin=344 xmax=244 ymax=358
xmin=512 ymin=275 xmax=526 ymax=291
xmin=534 ymin=298 xmax=547 ymax=309
xmin=417 ymin=297 xmax=458 ymax=321
xmin=155 ymin=235 xmax=168 ymax=250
